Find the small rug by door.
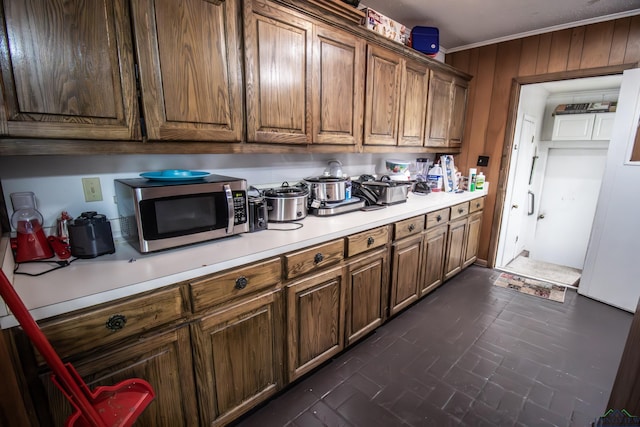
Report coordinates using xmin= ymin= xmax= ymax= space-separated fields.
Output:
xmin=493 ymin=272 xmax=566 ymax=303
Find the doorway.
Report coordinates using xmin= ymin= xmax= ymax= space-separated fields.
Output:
xmin=495 ymin=76 xmax=621 ymax=288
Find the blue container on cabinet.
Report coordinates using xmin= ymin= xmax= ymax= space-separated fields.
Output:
xmin=411 ymin=26 xmax=439 ymax=55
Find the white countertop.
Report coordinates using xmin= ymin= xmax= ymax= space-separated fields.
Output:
xmin=0 ymin=189 xmax=487 ymax=329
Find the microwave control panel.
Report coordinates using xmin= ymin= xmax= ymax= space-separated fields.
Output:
xmin=233 ymin=191 xmax=248 ymax=225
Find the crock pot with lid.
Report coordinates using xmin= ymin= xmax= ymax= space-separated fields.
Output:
xmin=304 ymin=176 xmax=347 ymax=202
xmin=263 ymin=183 xmax=309 ymax=222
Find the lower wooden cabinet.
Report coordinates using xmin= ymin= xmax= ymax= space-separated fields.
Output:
xmin=389 ymin=233 xmax=423 ymax=315
xmin=286 ymin=266 xmax=345 ymax=381
xmin=191 ymin=290 xmax=284 ymax=426
xmin=463 ymin=211 xmax=483 ymax=268
xmin=444 ymin=216 xmax=467 ymax=280
xmin=345 ymin=247 xmax=389 ymax=346
xmin=421 ymin=225 xmax=447 ymax=296
xmin=37 ymin=325 xmax=198 ymax=426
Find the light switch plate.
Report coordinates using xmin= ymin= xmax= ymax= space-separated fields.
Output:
xmin=82 ymin=177 xmax=103 ymax=202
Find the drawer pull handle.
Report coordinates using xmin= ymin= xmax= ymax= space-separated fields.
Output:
xmin=476 ymin=202 xmax=481 ymax=208
xmin=314 ymin=253 xmax=324 ymax=264
xmin=106 ymin=314 xmax=127 ymax=332
xmin=408 ymin=224 xmax=415 ymax=232
xmin=458 ymin=208 xmax=464 ymax=214
xmin=235 ymin=276 xmax=248 ymax=290
xmin=367 ymin=236 xmax=375 ymax=246
xmin=436 ymin=215 xmax=442 ymax=222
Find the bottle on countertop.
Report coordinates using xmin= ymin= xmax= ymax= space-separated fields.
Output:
xmin=469 ymin=168 xmax=477 ymax=192
xmin=476 ymin=172 xmax=485 ymax=191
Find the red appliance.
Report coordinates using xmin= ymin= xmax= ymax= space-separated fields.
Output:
xmin=9 ymin=192 xmax=53 ymax=263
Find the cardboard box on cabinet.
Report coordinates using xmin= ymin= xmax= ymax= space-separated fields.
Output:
xmin=362 ymin=8 xmax=407 ymax=44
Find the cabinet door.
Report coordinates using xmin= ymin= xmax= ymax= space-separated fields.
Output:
xmin=398 ymin=59 xmax=429 ymax=146
xmin=389 ymin=234 xmax=423 ymax=315
xmin=425 ymin=70 xmax=452 ymax=147
xmin=286 ymin=266 xmax=345 ymax=381
xmin=444 ymin=217 xmax=467 ymax=280
xmin=0 ymin=0 xmax=139 ymax=140
xmin=421 ymin=225 xmax=447 ymax=296
xmin=345 ymin=248 xmax=389 ymax=346
xmin=552 ymin=114 xmax=595 ymax=140
xmin=131 ymin=0 xmax=243 ymax=142
xmin=449 ymin=78 xmax=468 ymax=147
xmin=244 ymin=0 xmax=312 ymax=144
xmin=39 ymin=326 xmax=198 ymax=426
xmin=364 ymin=44 xmax=402 ymax=146
xmin=312 ymin=24 xmax=365 ymax=145
xmin=592 ymin=112 xmax=616 ymax=140
xmin=463 ymin=211 xmax=483 ymax=268
xmin=192 ymin=290 xmax=284 ymax=426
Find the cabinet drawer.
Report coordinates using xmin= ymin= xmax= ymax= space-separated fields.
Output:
xmin=190 ymin=258 xmax=282 ymax=312
xmin=39 ymin=286 xmax=184 ymax=361
xmin=346 ymin=226 xmax=390 ymax=257
xmin=394 ymin=215 xmax=425 ymax=240
xmin=469 ymin=197 xmax=484 ymax=213
xmin=426 ymin=208 xmax=450 ymax=229
xmin=284 ymin=239 xmax=344 ymax=280
xmin=450 ymin=202 xmax=470 ymax=220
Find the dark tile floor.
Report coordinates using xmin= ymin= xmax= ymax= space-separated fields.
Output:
xmin=232 ymin=266 xmax=633 ymax=427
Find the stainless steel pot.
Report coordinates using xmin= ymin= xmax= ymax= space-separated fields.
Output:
xmin=264 ymin=185 xmax=308 ymax=222
xmin=304 ymin=176 xmax=347 ymax=202
xmin=361 ymin=180 xmax=411 ymax=205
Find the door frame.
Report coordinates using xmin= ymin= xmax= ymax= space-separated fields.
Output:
xmin=486 ymin=63 xmax=635 ymax=268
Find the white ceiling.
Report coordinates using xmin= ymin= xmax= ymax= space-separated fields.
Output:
xmin=359 ymin=0 xmax=640 ymax=52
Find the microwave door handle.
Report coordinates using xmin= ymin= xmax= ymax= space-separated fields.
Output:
xmin=224 ymin=184 xmax=234 ymax=234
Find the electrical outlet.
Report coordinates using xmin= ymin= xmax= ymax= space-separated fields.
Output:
xmin=82 ymin=177 xmax=103 ymax=202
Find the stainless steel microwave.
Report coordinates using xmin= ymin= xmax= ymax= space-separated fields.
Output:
xmin=115 ymin=175 xmax=249 ymax=253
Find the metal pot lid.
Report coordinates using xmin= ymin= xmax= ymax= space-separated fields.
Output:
xmin=264 ymin=185 xmax=308 ymax=198
xmin=304 ymin=176 xmax=346 ymax=183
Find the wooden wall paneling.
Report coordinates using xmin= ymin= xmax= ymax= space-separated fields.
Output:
xmin=547 ymin=29 xmax=572 ymax=73
xmin=534 ymin=33 xmax=552 ymax=75
xmin=580 ymin=21 xmax=616 ymax=69
xmin=567 ymin=26 xmax=586 ymax=70
xmin=454 ymin=45 xmax=497 ymax=175
xmin=518 ymin=36 xmax=540 ymax=76
xmin=453 ymin=49 xmax=480 ymax=170
xmin=623 ymin=15 xmax=640 ymax=64
xmin=609 ymin=18 xmax=631 ymax=65
xmin=478 ymin=39 xmax=521 ymax=262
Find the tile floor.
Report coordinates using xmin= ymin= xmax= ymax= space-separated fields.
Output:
xmin=231 ymin=266 xmax=633 ymax=427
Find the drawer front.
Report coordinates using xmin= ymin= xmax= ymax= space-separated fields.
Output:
xmin=394 ymin=215 xmax=425 ymax=240
xmin=426 ymin=208 xmax=450 ymax=229
xmin=346 ymin=225 xmax=390 ymax=257
xmin=284 ymin=239 xmax=345 ymax=280
xmin=190 ymin=257 xmax=282 ymax=312
xmin=469 ymin=197 xmax=485 ymax=213
xmin=450 ymin=202 xmax=470 ymax=220
xmin=39 ymin=286 xmax=184 ymax=361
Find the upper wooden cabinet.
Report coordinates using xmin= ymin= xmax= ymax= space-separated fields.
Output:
xmin=425 ymin=70 xmax=469 ymax=147
xmin=312 ymin=24 xmax=365 ymax=146
xmin=244 ymin=0 xmax=365 ymax=146
xmin=398 ymin=59 xmax=430 ymax=147
xmin=363 ymin=44 xmax=432 ymax=147
xmin=131 ymin=0 xmax=244 ymax=142
xmin=363 ymin=44 xmax=403 ymax=146
xmin=244 ymin=0 xmax=311 ymax=144
xmin=0 ymin=0 xmax=140 ymax=140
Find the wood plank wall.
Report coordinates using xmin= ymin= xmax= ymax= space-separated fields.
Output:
xmin=446 ymin=16 xmax=640 ymax=265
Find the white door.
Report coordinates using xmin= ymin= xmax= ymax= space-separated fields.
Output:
xmin=579 ymin=68 xmax=640 ymax=312
xmin=501 ymin=117 xmax=536 ymax=265
xmin=529 ymin=147 xmax=607 ymax=269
